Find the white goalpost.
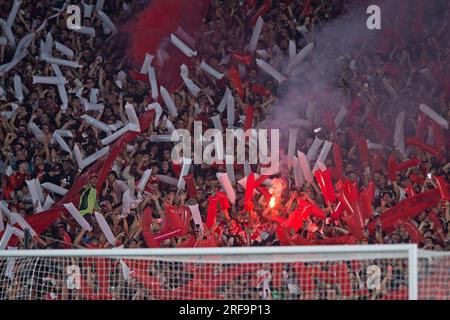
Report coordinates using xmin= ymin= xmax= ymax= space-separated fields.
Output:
xmin=0 ymin=245 xmax=448 ymax=300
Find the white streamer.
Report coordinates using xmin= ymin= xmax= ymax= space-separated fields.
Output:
xmin=210 ymin=114 xmax=223 ymax=131
xmin=298 ymin=151 xmax=313 ymax=183
xmin=160 ymin=86 xmax=178 ymax=118
xmin=419 ymin=103 xmax=448 ymax=130
xmin=170 ymin=34 xmax=197 ymax=57
xmin=138 ymin=169 xmax=152 ymax=193
xmin=248 ymin=16 xmax=264 ymax=54
xmin=256 ymin=58 xmax=287 ymax=84
xmin=140 ymin=53 xmax=154 ymax=74
xmin=177 ymin=158 xmax=192 ymax=190
xmin=13 ymin=75 xmax=23 ymax=102
xmin=288 ymin=40 xmax=297 ymax=61
xmin=313 ymin=141 xmax=333 ymax=172
xmin=101 ymin=125 xmax=131 ymax=145
xmin=33 ymin=76 xmax=67 ymax=85
xmin=42 ymin=182 xmax=68 ymax=196
xmin=200 ymin=60 xmax=224 ymax=80
xmin=149 ymin=135 xmax=172 ymax=143
xmin=74 ymin=145 xmax=110 ymax=170
xmin=227 ymin=94 xmax=235 ymax=128
xmin=7 ymin=0 xmax=22 ymax=27
xmin=125 ymin=103 xmax=141 ymax=132
xmin=53 ymin=132 xmax=72 ymax=155
xmin=55 ymin=41 xmax=74 ymax=58
xmin=334 ymin=106 xmax=348 ymax=129
xmin=95 ymin=211 xmax=117 ymax=245
xmin=175 ymin=26 xmax=196 ymax=48
xmin=217 ymin=87 xmax=231 ymax=113
xmin=0 ymin=207 xmax=4 ymax=232
xmin=306 ymin=137 xmax=324 ymax=161
xmin=81 ymin=114 xmax=111 ymax=133
xmin=27 ymin=122 xmax=45 ymax=142
xmin=74 ymin=26 xmax=96 ymax=37
xmin=98 ymin=10 xmax=118 ymax=35
xmin=64 ymin=203 xmax=92 ymax=231
xmin=394 ymin=111 xmax=406 ymax=155
xmin=146 ymin=102 xmax=163 ymax=127
xmin=216 ymin=172 xmax=236 ymax=204
xmin=0 ymin=225 xmax=15 ymax=250
xmin=10 ymin=212 xmax=36 ymax=237
xmin=42 ymin=195 xmax=54 ymax=211
xmin=158 ymin=175 xmax=178 ymax=186
xmin=0 ymin=19 xmax=15 ymax=49
xmin=148 ymin=67 xmax=159 ymax=100
xmin=83 ymin=102 xmax=105 ymax=112
xmin=188 ymin=204 xmax=204 ymax=237
xmin=288 ymin=128 xmax=298 ymax=168
xmin=287 ymin=43 xmax=314 ymax=73
xmin=43 ymin=56 xmax=81 ymax=68
xmin=180 ymin=64 xmax=201 ymax=97
xmin=293 ymin=156 xmax=304 ymax=187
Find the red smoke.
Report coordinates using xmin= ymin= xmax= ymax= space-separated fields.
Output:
xmin=122 ymin=0 xmax=210 ymax=91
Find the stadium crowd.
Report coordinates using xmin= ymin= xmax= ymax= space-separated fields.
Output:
xmin=0 ymin=0 xmax=449 ymax=300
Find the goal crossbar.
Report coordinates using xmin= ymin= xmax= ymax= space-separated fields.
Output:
xmin=0 ymin=244 xmax=422 ymax=300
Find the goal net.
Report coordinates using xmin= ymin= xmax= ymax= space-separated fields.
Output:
xmin=0 ymin=245 xmax=448 ymax=300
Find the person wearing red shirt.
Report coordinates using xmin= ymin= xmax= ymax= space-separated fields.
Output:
xmin=9 ymin=161 xmax=30 ymax=191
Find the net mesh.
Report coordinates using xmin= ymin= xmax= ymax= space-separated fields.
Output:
xmin=0 ymin=249 xmax=448 ymax=300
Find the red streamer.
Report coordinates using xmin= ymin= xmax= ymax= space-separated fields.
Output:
xmin=387 ymin=154 xmax=397 ymax=182
xmin=370 ymin=151 xmax=385 ymax=173
xmin=154 ymin=204 xmax=185 ymax=242
xmin=256 ymin=186 xmax=272 ymax=202
xmin=206 ymin=195 xmax=219 ymax=229
xmin=360 ymin=182 xmax=375 ymax=220
xmin=216 ymin=191 xmax=231 ymax=212
xmin=395 ymin=219 xmax=423 ymax=244
xmin=435 ymin=176 xmax=450 ymax=201
xmin=232 ymin=53 xmax=254 ymax=65
xmin=228 ymin=67 xmax=244 ymax=98
xmin=346 ymin=98 xmax=361 ymax=123
xmin=284 ymin=205 xmax=310 ymax=233
xmin=396 ymin=159 xmax=421 ymax=172
xmin=333 ymin=143 xmax=344 ymax=176
xmin=244 ymin=173 xmax=256 ymax=211
xmin=415 ymin=112 xmax=427 ymax=140
xmin=251 ymin=83 xmax=272 ymax=98
xmin=250 ymin=0 xmax=271 ymax=26
xmin=405 ymin=137 xmax=440 ymax=157
xmin=331 ymin=201 xmax=345 ymax=220
xmin=140 ymin=212 xmax=159 ymax=245
xmin=430 ymin=121 xmax=446 ymax=152
xmin=314 ymin=169 xmax=336 ymax=204
xmin=244 ymin=105 xmax=255 ymax=131
xmin=405 ymin=185 xmax=416 ymax=197
xmin=323 ymin=111 xmax=336 ymax=133
xmin=358 ymin=136 xmax=369 ymax=164
xmin=367 ymin=113 xmax=391 ymax=143
xmin=183 ymin=173 xmax=197 ymax=199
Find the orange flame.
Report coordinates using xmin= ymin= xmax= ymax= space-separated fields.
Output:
xmin=269 ymin=196 xmax=276 ymax=208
